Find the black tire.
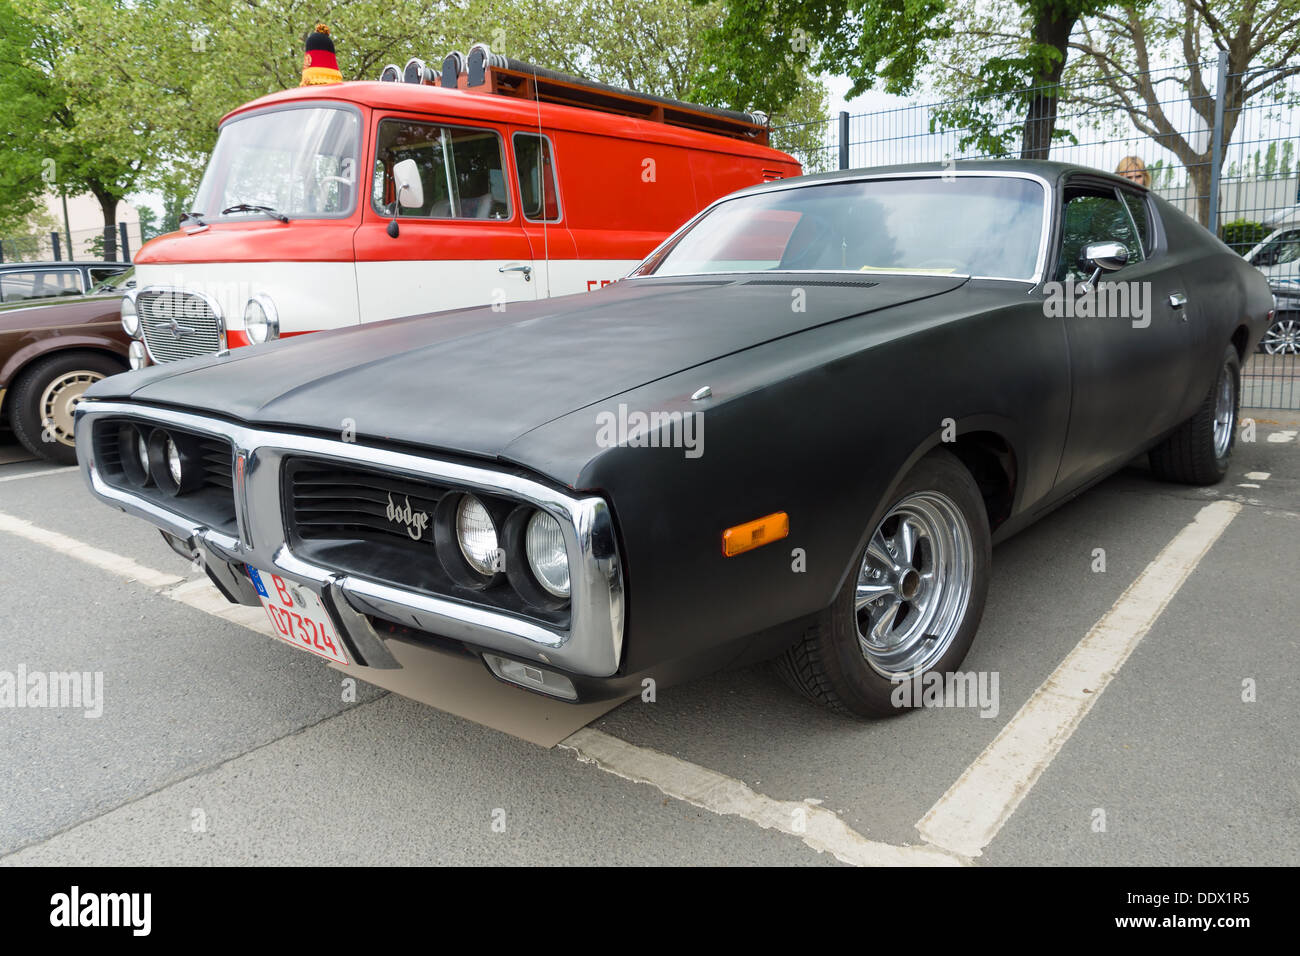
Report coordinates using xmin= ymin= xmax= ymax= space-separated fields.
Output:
xmin=8 ymin=351 xmax=123 ymax=465
xmin=776 ymin=449 xmax=992 ymax=717
xmin=1149 ymin=345 xmax=1239 ymax=486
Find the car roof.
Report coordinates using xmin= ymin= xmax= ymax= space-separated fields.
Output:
xmin=0 ymin=261 xmax=130 ymax=270
xmin=717 ymin=159 xmax=1139 ymax=202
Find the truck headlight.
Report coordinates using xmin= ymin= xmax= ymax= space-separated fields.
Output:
xmin=120 ymin=295 xmax=139 ymax=337
xmin=244 ymin=294 xmax=279 ymax=344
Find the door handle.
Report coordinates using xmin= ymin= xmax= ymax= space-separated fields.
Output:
xmin=499 ymin=264 xmax=532 ymax=282
xmin=1169 ymin=292 xmax=1187 ymax=308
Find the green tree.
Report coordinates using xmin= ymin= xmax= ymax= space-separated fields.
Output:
xmin=1066 ymin=0 xmax=1300 ymax=224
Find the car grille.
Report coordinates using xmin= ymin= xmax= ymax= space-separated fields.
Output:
xmin=92 ymin=419 xmax=237 ymax=532
xmin=138 ymin=289 xmax=223 ymax=362
xmin=284 ymin=458 xmax=570 ymax=627
xmin=289 ymin=461 xmax=450 ymax=545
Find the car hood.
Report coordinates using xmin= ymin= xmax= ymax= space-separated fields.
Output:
xmin=87 ymin=274 xmax=964 ymax=464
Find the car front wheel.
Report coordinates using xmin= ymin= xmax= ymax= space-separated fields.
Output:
xmin=776 ymin=449 xmax=991 ymax=717
xmin=9 ymin=351 xmax=123 ymax=465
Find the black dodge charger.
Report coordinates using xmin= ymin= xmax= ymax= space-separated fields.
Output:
xmin=76 ymin=161 xmax=1272 ymax=717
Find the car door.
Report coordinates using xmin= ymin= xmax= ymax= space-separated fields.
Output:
xmin=354 ymin=115 xmax=537 ymax=323
xmin=1051 ymin=180 xmax=1192 ymax=492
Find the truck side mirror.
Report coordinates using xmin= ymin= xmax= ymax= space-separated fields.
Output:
xmin=393 ymin=159 xmax=424 ymax=209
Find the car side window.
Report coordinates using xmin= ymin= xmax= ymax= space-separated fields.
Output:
xmin=88 ymin=267 xmax=122 ymax=285
xmin=1119 ymin=190 xmax=1153 ymax=257
xmin=1056 ymin=188 xmax=1143 ymax=281
xmin=1257 ymin=230 xmax=1300 ymax=267
xmin=0 ymin=269 xmax=81 ymax=302
xmin=371 ymin=119 xmax=510 ymax=221
xmin=512 ymin=133 xmax=561 ymax=222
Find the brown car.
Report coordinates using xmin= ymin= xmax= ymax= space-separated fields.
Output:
xmin=1 ymin=270 xmax=134 ymax=464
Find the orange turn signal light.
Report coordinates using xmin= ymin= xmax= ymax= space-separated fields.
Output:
xmin=722 ymin=511 xmax=789 ymax=557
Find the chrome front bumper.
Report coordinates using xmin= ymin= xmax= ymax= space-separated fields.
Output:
xmin=75 ymin=400 xmax=625 ymax=678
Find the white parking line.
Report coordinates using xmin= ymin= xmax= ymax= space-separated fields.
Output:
xmin=0 ymin=511 xmax=184 ymax=589
xmin=562 ymin=728 xmax=962 ymax=866
xmin=0 ymin=466 xmax=77 ymax=483
xmin=1266 ymin=430 xmax=1296 ymax=443
xmin=916 ymin=499 xmax=1240 ymax=858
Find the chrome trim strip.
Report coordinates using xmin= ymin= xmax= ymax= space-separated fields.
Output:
xmin=75 ymin=400 xmax=625 ymax=677
xmin=628 ymin=169 xmax=1055 ymax=285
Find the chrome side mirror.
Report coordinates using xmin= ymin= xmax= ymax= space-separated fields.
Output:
xmin=1078 ymin=240 xmax=1129 ymax=287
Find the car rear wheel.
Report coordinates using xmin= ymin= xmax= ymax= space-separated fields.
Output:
xmin=1148 ymin=344 xmax=1239 ymax=485
xmin=8 ymin=351 xmax=123 ymax=465
xmin=1258 ymin=312 xmax=1300 ymax=354
xmin=776 ymin=450 xmax=991 ymax=717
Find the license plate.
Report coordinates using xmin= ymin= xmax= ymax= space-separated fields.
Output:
xmin=247 ymin=567 xmax=349 ymax=665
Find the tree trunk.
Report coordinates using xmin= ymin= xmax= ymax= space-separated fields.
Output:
xmin=91 ymin=186 xmax=119 ymax=261
xmin=1019 ymin=10 xmax=1077 ymax=160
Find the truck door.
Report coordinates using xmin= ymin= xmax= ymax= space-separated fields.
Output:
xmin=355 ymin=116 xmax=537 ymax=322
xmin=509 ymin=130 xmax=577 ymax=299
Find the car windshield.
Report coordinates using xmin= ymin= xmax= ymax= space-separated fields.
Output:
xmin=191 ymin=106 xmax=360 ymax=221
xmin=635 ymin=175 xmax=1047 ymax=281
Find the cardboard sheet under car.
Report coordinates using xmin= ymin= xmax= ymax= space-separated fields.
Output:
xmin=181 ymin=577 xmax=625 ymax=748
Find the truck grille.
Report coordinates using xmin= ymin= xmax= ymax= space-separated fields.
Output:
xmin=138 ymin=289 xmax=224 ymax=362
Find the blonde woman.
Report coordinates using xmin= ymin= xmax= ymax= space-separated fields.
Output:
xmin=1116 ymin=156 xmax=1150 ymax=188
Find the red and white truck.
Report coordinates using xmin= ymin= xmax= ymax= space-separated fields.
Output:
xmin=123 ymin=45 xmax=801 ymax=366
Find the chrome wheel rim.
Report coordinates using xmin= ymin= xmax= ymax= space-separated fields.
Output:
xmin=1261 ymin=318 xmax=1300 ymax=355
xmin=39 ymin=370 xmax=104 ymax=447
xmin=1212 ymin=361 xmax=1236 ymax=460
xmin=855 ymin=491 xmax=974 ymax=679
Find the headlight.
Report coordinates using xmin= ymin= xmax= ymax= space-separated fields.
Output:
xmin=166 ymin=437 xmax=182 ymax=484
xmin=128 ymin=340 xmax=147 ymax=370
xmin=243 ymin=294 xmax=279 ymax=344
xmin=118 ymin=424 xmax=153 ymax=487
xmin=455 ymin=495 xmax=499 ymax=575
xmin=120 ymin=295 xmax=139 ymax=337
xmin=525 ymin=510 xmax=570 ymax=598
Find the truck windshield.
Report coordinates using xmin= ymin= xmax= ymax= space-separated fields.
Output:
xmin=634 ymin=175 xmax=1047 ymax=281
xmin=192 ymin=106 xmax=360 ymax=221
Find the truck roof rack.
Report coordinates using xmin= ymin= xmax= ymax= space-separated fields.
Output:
xmin=378 ymin=44 xmax=770 ymax=146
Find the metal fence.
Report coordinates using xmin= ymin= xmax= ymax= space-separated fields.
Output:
xmin=773 ymin=57 xmax=1300 ymax=409
xmin=0 ymin=222 xmax=142 ymax=265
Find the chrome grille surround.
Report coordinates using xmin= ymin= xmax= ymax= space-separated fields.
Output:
xmin=137 ymin=286 xmax=226 ymax=363
xmin=75 ymin=400 xmax=625 ymax=678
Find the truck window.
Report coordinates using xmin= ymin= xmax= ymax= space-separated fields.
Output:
xmin=372 ymin=120 xmax=510 ymax=220
xmin=512 ymin=133 xmax=561 ymax=222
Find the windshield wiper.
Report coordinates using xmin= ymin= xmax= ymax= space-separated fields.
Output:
xmin=180 ymin=210 xmax=206 ymax=226
xmin=221 ymin=203 xmax=289 ymax=223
